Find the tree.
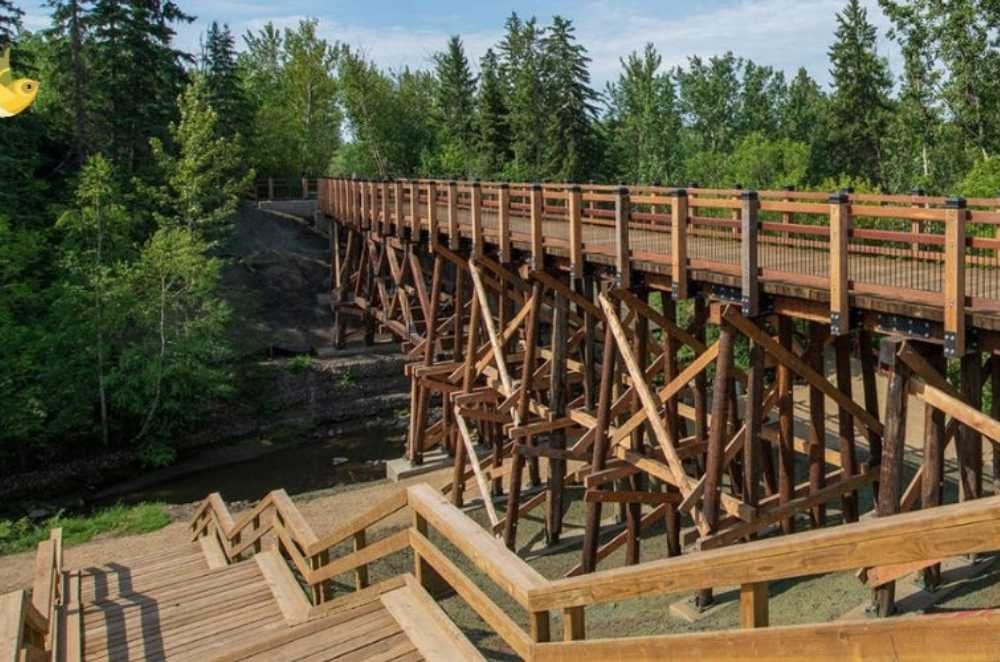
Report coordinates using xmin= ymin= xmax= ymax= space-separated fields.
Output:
xmin=604 ymin=43 xmax=681 ymax=184
xmin=676 ymin=52 xmax=742 ymax=154
xmin=738 ymin=61 xmax=785 ymax=138
xmin=0 ymin=0 xmax=23 ymax=48
xmin=202 ymin=21 xmax=248 ymax=139
xmin=780 ymin=68 xmax=828 ymax=183
xmin=827 ymin=0 xmax=893 ymax=186
xmin=498 ymin=13 xmax=546 ymax=180
xmin=432 ymin=35 xmax=477 ymax=167
xmin=476 ymin=48 xmax=510 ymax=177
xmin=45 ymin=0 xmax=91 ymax=163
xmin=540 ymin=15 xmax=600 ymax=181
xmin=148 ymin=79 xmax=254 ymax=241
xmin=88 ymin=0 xmax=193 ymax=174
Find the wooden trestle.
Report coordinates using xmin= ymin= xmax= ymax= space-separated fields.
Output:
xmin=321 ymin=177 xmax=1000 ymax=617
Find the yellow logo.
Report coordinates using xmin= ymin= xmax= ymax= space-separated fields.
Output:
xmin=0 ymin=48 xmax=38 ymax=118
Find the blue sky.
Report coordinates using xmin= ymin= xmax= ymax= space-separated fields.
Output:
xmin=17 ymin=0 xmax=899 ymax=90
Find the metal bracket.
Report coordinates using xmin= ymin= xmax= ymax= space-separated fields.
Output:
xmin=944 ymin=328 xmax=979 ymax=357
xmin=712 ymin=284 xmax=742 ymax=304
xmin=876 ymin=313 xmax=932 ymax=340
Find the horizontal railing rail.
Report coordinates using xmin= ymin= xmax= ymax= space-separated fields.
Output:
xmin=192 ymin=482 xmax=1000 ymax=659
xmin=248 ymin=177 xmax=318 ymax=201
xmin=320 ymin=176 xmax=1000 ymax=355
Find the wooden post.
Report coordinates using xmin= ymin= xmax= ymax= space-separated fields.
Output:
xmin=781 ymin=185 xmax=794 ymax=224
xmin=807 ymin=321 xmax=827 ymax=528
xmin=777 ymin=315 xmax=795 ymax=534
xmin=393 ymin=180 xmax=403 ymax=236
xmin=960 ymin=352 xmax=983 ymax=501
xmin=497 ymin=183 xmax=511 ymax=262
xmin=448 ymin=181 xmax=459 ymax=249
xmin=427 ymin=181 xmax=438 ymax=252
xmin=410 ymin=180 xmax=420 ymax=239
xmin=569 ymin=184 xmax=583 ymax=279
xmin=740 ymin=582 xmax=769 ymax=628
xmin=944 ymin=196 xmax=967 ymax=357
xmin=581 ymin=321 xmax=617 ymax=573
xmin=921 ymin=344 xmax=946 ymax=590
xmin=859 ymin=328 xmax=883 ymax=498
xmin=412 ymin=511 xmax=447 ymax=597
xmin=379 ymin=180 xmax=389 ymax=236
xmin=353 ymin=530 xmax=369 ymax=589
xmin=829 ymin=192 xmax=851 ymax=335
xmin=547 ymin=290 xmax=570 ymax=544
xmin=705 ymin=320 xmax=736 ymax=527
xmin=563 ymin=606 xmax=585 ymax=641
xmin=836 ymin=334 xmax=859 ymax=523
xmin=671 ymin=189 xmax=689 ymax=299
xmin=302 ymin=177 xmax=309 ymax=199
xmin=530 ymin=184 xmax=544 ymax=269
xmin=359 ymin=179 xmax=369 ymax=230
xmin=875 ymin=338 xmax=909 ymax=617
xmin=471 ymin=181 xmax=483 ymax=258
xmin=615 ymin=186 xmax=631 ymax=288
xmin=740 ymin=191 xmax=760 ymax=316
xmin=744 ymin=339 xmax=764 ymax=509
xmin=268 ymin=176 xmax=274 ymax=200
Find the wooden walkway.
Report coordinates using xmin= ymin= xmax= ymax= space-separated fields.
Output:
xmin=43 ymin=537 xmax=482 ymax=661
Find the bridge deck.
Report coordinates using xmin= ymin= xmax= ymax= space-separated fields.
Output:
xmin=59 ymin=541 xmax=474 ymax=662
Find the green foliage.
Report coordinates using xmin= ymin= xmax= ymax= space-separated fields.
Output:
xmin=202 ymin=22 xmax=248 ymax=140
xmin=148 ymin=78 xmax=255 ymax=240
xmin=0 ymin=503 xmax=170 ymax=556
xmin=241 ymin=20 xmax=340 ymax=177
xmin=959 ymin=158 xmax=1000 ymax=198
xmin=288 ymin=354 xmax=313 ymax=373
xmin=725 ymin=133 xmax=809 ymax=190
xmin=604 ymin=44 xmax=682 ymax=185
xmin=432 ymin=35 xmax=477 ymax=174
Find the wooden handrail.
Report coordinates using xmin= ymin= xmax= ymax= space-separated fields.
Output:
xmin=524 ymin=492 xmax=1000 ymax=611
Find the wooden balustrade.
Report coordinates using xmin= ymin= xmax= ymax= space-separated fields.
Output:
xmin=319 ymin=177 xmax=1000 ymax=357
xmin=2 ymin=529 xmax=63 ymax=662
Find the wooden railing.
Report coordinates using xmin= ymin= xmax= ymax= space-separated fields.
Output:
xmin=248 ymin=177 xmax=318 ymax=201
xmin=191 ymin=483 xmax=1000 ymax=660
xmin=320 ymin=177 xmax=1000 ymax=356
xmin=2 ymin=529 xmax=63 ymax=662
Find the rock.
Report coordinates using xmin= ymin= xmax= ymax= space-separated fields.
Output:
xmin=332 ymin=457 xmax=349 ymax=466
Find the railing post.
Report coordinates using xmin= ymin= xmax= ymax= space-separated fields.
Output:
xmin=741 ymin=190 xmax=760 ymax=316
xmin=368 ymin=180 xmax=377 ymax=231
xmin=448 ymin=181 xmax=459 ymax=249
xmin=530 ymin=184 xmax=544 ymax=269
xmin=614 ymin=185 xmax=631 ymax=288
xmin=471 ymin=180 xmax=483 ymax=258
xmin=497 ymin=183 xmax=511 ymax=262
xmin=568 ymin=184 xmax=583 ymax=280
xmin=427 ymin=181 xmax=438 ymax=253
xmin=829 ymin=191 xmax=851 ymax=336
xmin=353 ymin=530 xmax=369 ymax=589
xmin=531 ymin=611 xmax=551 ymax=644
xmin=910 ymin=188 xmax=925 ymax=254
xmin=267 ymin=176 xmax=274 ymax=201
xmin=670 ymin=189 xmax=688 ymax=299
xmin=393 ymin=179 xmax=403 ymax=236
xmin=781 ymin=185 xmax=794 ymax=224
xmin=944 ymin=196 xmax=967 ymax=357
xmin=302 ymin=177 xmax=308 ymax=199
xmin=412 ymin=511 xmax=449 ymax=597
xmin=380 ymin=179 xmax=389 ymax=236
xmin=563 ymin=606 xmax=585 ymax=641
xmin=360 ymin=179 xmax=370 ymax=230
xmin=410 ymin=180 xmax=420 ymax=239
xmin=739 ymin=581 xmax=769 ymax=628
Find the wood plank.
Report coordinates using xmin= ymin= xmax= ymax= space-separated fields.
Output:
xmin=381 ymin=579 xmax=485 ymax=662
xmin=255 ymin=550 xmax=311 ymax=624
xmin=199 ymin=532 xmax=229 ymax=569
xmin=307 ymin=490 xmax=407 ymax=556
xmin=308 ymin=530 xmax=411 ymax=586
xmin=532 ymin=609 xmax=1000 ymax=661
xmin=527 ymin=492 xmax=1000 ymax=611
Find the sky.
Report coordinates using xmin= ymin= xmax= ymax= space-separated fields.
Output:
xmin=17 ymin=0 xmax=900 ymax=91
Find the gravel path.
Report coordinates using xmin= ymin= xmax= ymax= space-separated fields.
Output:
xmin=0 ymin=467 xmax=451 ymax=594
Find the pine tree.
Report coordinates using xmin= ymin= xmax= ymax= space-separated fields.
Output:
xmin=540 ymin=16 xmax=599 ymax=182
xmin=0 ymin=0 xmax=23 ymax=48
xmin=827 ymin=0 xmax=893 ymax=186
xmin=605 ymin=43 xmax=681 ymax=184
xmin=88 ymin=0 xmax=193 ymax=174
xmin=781 ymin=68 xmax=826 ymax=144
xmin=432 ymin=35 xmax=477 ymax=165
xmin=738 ymin=62 xmax=785 ymax=138
xmin=498 ymin=13 xmax=546 ymax=179
xmin=202 ymin=21 xmax=248 ymax=139
xmin=476 ymin=48 xmax=509 ymax=176
xmin=46 ymin=0 xmax=91 ymax=163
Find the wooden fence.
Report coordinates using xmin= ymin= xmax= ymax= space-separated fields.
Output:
xmin=248 ymin=177 xmax=318 ymax=202
xmin=319 ymin=178 xmax=1000 ymax=356
xmin=191 ymin=483 xmax=1000 ymax=660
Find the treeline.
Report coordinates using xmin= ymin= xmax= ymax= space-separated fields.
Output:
xmin=336 ymin=0 xmax=1000 ymax=198
xmin=0 ymin=3 xmax=342 ymax=473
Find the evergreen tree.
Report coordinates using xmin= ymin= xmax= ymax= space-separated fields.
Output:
xmin=827 ymin=0 xmax=893 ymax=186
xmin=0 ymin=0 xmax=23 ymax=48
xmin=540 ymin=15 xmax=600 ymax=181
xmin=738 ymin=62 xmax=785 ymax=138
xmin=604 ymin=43 xmax=681 ymax=184
xmin=46 ymin=0 xmax=91 ymax=163
xmin=432 ymin=35 xmax=477 ymax=167
xmin=780 ymin=68 xmax=826 ymax=144
xmin=202 ymin=21 xmax=248 ymax=139
xmin=88 ymin=0 xmax=193 ymax=175
xmin=476 ymin=48 xmax=509 ymax=176
xmin=498 ymin=13 xmax=546 ymax=179
xmin=148 ymin=79 xmax=254 ymax=240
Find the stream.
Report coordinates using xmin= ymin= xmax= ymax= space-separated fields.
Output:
xmin=97 ymin=422 xmax=407 ymax=507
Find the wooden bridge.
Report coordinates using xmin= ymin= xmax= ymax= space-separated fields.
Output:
xmin=8 ymin=176 xmax=1000 ymax=660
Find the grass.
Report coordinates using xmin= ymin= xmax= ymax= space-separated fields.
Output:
xmin=0 ymin=503 xmax=171 ymax=556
